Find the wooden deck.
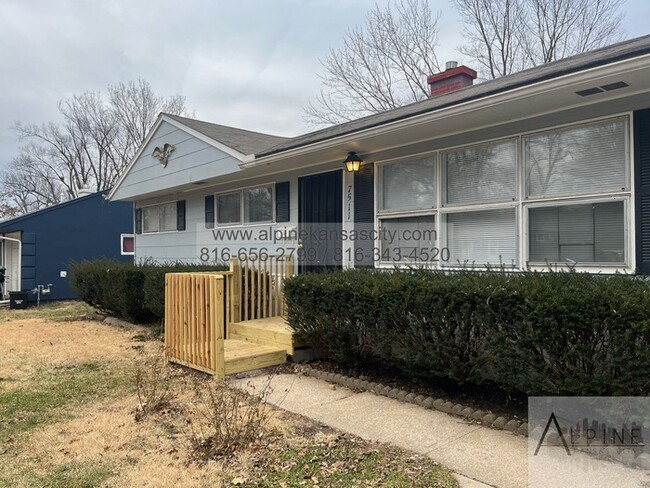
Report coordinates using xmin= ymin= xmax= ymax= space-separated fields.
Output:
xmin=164 ymin=258 xmax=300 ymax=378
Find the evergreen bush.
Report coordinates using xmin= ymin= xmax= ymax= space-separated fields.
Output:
xmin=284 ymin=269 xmax=650 ymax=396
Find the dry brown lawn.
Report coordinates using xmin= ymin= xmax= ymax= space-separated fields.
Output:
xmin=0 ymin=302 xmax=457 ymax=488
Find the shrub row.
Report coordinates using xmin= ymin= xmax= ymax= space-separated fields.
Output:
xmin=71 ymin=259 xmax=228 ymax=323
xmin=284 ymin=269 xmax=650 ymax=396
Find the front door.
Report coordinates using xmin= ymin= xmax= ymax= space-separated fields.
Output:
xmin=298 ymin=170 xmax=343 ymax=273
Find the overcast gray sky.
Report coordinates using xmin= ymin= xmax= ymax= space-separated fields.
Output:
xmin=1 ymin=0 xmax=649 ymax=170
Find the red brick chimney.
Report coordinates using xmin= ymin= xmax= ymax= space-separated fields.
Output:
xmin=427 ymin=61 xmax=477 ymax=97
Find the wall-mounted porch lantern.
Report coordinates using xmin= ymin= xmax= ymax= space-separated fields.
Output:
xmin=343 ymin=151 xmax=363 ymax=172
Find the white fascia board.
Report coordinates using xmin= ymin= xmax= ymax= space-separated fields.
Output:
xmin=108 ymin=114 xmax=249 ymax=201
xmin=241 ymin=54 xmax=650 ymax=169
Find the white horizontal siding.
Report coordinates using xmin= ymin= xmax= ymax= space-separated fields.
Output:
xmin=135 ymin=172 xmax=303 ymax=264
xmin=112 ymin=121 xmax=241 ymax=200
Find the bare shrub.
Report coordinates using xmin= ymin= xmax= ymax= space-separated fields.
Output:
xmin=186 ymin=378 xmax=274 ymax=460
xmin=134 ymin=352 xmax=175 ymax=421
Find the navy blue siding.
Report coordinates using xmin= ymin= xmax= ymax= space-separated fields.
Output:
xmin=635 ymin=109 xmax=650 ymax=274
xmin=0 ymin=192 xmax=133 ymax=301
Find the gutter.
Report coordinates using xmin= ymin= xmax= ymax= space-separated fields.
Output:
xmin=240 ymin=53 xmax=650 ymax=170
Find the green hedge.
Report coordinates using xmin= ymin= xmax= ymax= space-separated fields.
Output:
xmin=70 ymin=259 xmax=228 ymax=323
xmin=284 ymin=269 xmax=650 ymax=396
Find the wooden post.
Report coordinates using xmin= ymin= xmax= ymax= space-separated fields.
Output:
xmin=214 ymin=275 xmax=226 ymax=380
xmin=281 ymin=257 xmax=295 ymax=317
xmin=229 ymin=257 xmax=241 ymax=323
xmin=164 ymin=274 xmax=171 ymax=362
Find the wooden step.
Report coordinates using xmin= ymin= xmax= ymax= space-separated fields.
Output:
xmin=223 ymin=339 xmax=287 ymax=375
xmin=228 ymin=316 xmax=300 ymax=355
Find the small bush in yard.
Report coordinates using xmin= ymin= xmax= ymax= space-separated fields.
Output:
xmin=134 ymin=351 xmax=176 ymax=421
xmin=186 ymin=379 xmax=273 ymax=460
xmin=70 ymin=259 xmax=228 ymax=323
xmin=284 ymin=269 xmax=650 ymax=397
xmin=71 ymin=258 xmax=151 ymax=323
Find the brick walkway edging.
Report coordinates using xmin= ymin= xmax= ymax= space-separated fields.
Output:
xmin=296 ymin=365 xmax=529 ymax=437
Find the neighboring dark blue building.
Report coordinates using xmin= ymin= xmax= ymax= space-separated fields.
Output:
xmin=0 ymin=191 xmax=133 ymax=301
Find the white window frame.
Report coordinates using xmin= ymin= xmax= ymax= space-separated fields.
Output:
xmin=216 ymin=190 xmax=242 ymax=226
xmin=522 ymin=116 xmax=631 ymax=201
xmin=373 ymin=112 xmax=634 ymax=273
xmin=120 ymin=234 xmax=135 ymax=256
xmin=441 ymin=136 xmax=518 ymax=207
xmin=441 ymin=204 xmax=520 ymax=269
xmin=523 ymin=196 xmax=630 ymax=270
xmin=376 ymin=153 xmax=439 ymax=265
xmin=377 ymin=155 xmax=437 ymax=214
xmin=140 ymin=200 xmax=178 ymax=234
xmin=215 ymin=183 xmax=276 ymax=227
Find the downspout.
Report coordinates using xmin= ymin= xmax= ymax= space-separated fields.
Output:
xmin=0 ymin=236 xmax=22 ymax=296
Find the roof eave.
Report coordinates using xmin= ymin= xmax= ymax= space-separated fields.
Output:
xmin=241 ymin=53 xmax=650 ymax=169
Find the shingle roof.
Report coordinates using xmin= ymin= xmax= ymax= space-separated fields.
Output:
xmin=256 ymin=34 xmax=650 ymax=158
xmin=164 ymin=113 xmax=289 ymax=155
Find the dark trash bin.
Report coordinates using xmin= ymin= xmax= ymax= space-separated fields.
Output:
xmin=9 ymin=291 xmax=29 ymax=309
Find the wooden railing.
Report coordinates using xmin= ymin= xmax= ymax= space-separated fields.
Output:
xmin=229 ymin=255 xmax=295 ymax=322
xmin=164 ymin=256 xmax=295 ymax=376
xmin=164 ymin=272 xmax=226 ymax=379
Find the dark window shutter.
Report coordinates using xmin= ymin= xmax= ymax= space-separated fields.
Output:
xmin=635 ymin=109 xmax=650 ymax=273
xmin=205 ymin=195 xmax=215 ymax=228
xmin=135 ymin=208 xmax=142 ymax=235
xmin=354 ymin=163 xmax=375 ymax=267
xmin=176 ymin=200 xmax=186 ymax=231
xmin=275 ymin=181 xmax=290 ymax=222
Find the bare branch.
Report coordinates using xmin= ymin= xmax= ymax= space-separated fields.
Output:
xmin=303 ymin=0 xmax=441 ymax=126
xmin=454 ymin=0 xmax=626 ymax=78
xmin=3 ymin=79 xmax=190 ymax=215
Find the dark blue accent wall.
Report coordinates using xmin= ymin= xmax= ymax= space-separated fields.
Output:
xmin=635 ymin=109 xmax=650 ymax=274
xmin=0 ymin=192 xmax=133 ymax=301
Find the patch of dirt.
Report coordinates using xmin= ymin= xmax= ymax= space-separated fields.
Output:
xmin=1 ymin=314 xmax=457 ymax=488
xmin=0 ymin=318 xmax=157 ymax=382
xmin=12 ymin=394 xmax=226 ymax=488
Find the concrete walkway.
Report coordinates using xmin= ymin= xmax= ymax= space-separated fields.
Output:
xmin=234 ymin=373 xmax=524 ymax=487
xmin=234 ymin=373 xmax=650 ymax=488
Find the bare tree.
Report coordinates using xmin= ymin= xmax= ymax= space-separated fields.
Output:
xmin=454 ymin=0 xmax=526 ymax=79
xmin=2 ymin=79 xmax=189 ymax=215
xmin=304 ymin=0 xmax=441 ymax=126
xmin=109 ymin=79 xmax=188 ymax=161
xmin=454 ymin=0 xmax=626 ymax=79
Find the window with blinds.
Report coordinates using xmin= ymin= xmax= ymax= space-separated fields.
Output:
xmin=379 ymin=215 xmax=437 ymax=263
xmin=445 ymin=208 xmax=517 ymax=267
xmin=524 ymin=119 xmax=626 ymax=199
xmin=529 ymin=201 xmax=625 ymax=264
xmin=380 ymin=157 xmax=436 ymax=211
xmin=444 ymin=139 xmax=516 ymax=205
xmin=374 ymin=115 xmax=630 ymax=271
xmin=217 ymin=192 xmax=241 ymax=225
xmin=142 ymin=203 xmax=177 ymax=233
xmin=159 ymin=203 xmax=177 ymax=231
